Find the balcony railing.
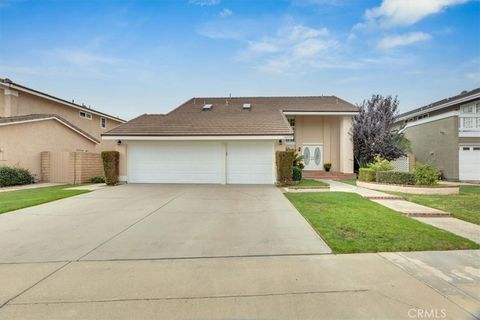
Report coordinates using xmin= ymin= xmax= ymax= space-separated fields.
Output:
xmin=459 ymin=116 xmax=480 ymax=131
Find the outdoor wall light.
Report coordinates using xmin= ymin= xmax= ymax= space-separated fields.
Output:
xmin=278 ymin=139 xmax=283 ymax=145
xmin=117 ymin=140 xmax=122 ymax=145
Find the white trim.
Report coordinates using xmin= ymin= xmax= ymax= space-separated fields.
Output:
xmin=399 ymin=110 xmax=459 ymax=133
xmin=283 ymin=111 xmax=358 ymax=115
xmin=0 ymin=117 xmax=99 ymax=144
xmin=102 ymin=135 xmax=291 ymax=141
xmin=397 ymin=92 xmax=480 ymax=122
xmin=459 ymin=131 xmax=480 ymax=137
xmin=0 ymin=82 xmax=125 ymax=123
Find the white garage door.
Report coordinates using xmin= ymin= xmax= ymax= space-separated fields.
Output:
xmin=127 ymin=141 xmax=224 ymax=183
xmin=459 ymin=146 xmax=480 ymax=181
xmin=227 ymin=141 xmax=274 ymax=184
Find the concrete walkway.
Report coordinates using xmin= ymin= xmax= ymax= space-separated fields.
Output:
xmin=0 ymin=183 xmax=63 ymax=193
xmin=324 ymin=180 xmax=480 ymax=244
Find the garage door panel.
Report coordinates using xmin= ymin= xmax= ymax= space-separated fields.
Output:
xmin=459 ymin=146 xmax=480 ymax=181
xmin=227 ymin=142 xmax=274 ymax=184
xmin=128 ymin=142 xmax=224 ymax=183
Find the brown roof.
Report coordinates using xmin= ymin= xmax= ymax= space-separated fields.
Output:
xmin=0 ymin=114 xmax=100 ymax=143
xmin=104 ymin=96 xmax=358 ymax=137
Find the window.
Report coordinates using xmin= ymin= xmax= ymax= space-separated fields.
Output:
xmin=463 ymin=105 xmax=474 ymax=113
xmin=476 ymin=103 xmax=480 ymax=113
xmin=462 ymin=117 xmax=475 ymax=129
xmin=100 ymin=117 xmax=106 ymax=129
xmin=462 ymin=147 xmax=470 ymax=151
xmin=473 ymin=147 xmax=480 ymax=151
xmin=286 ymin=118 xmax=295 ymax=143
xmin=79 ymin=111 xmax=92 ymax=119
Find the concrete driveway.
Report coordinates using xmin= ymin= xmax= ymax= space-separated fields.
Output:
xmin=0 ymin=184 xmax=330 ymax=263
xmin=0 ymin=184 xmax=478 ymax=319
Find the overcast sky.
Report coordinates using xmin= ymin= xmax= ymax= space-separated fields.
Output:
xmin=0 ymin=0 xmax=479 ymax=120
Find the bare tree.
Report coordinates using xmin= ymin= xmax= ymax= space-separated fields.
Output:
xmin=352 ymin=95 xmax=406 ymax=167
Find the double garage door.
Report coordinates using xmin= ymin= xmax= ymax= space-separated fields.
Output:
xmin=459 ymin=145 xmax=480 ymax=181
xmin=127 ymin=141 xmax=275 ymax=184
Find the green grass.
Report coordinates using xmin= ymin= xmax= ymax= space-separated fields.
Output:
xmin=296 ymin=179 xmax=329 ymax=187
xmin=336 ymin=179 xmax=357 ymax=186
xmin=285 ymin=192 xmax=479 ymax=253
xmin=0 ymin=185 xmax=90 ymax=214
xmin=388 ymin=185 xmax=480 ymax=226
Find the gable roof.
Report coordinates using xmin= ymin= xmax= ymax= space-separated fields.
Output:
xmin=0 ymin=114 xmax=100 ymax=143
xmin=103 ymin=96 xmax=358 ymax=137
xmin=395 ymin=88 xmax=480 ymax=122
xmin=0 ymin=78 xmax=126 ymax=123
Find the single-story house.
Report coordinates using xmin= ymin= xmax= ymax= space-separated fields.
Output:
xmin=103 ymin=96 xmax=358 ymax=184
xmin=394 ymin=88 xmax=480 ymax=181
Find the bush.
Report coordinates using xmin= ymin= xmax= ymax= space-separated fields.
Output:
xmin=367 ymin=155 xmax=394 ymax=174
xmin=0 ymin=166 xmax=34 ymax=187
xmin=376 ymin=171 xmax=415 ymax=185
xmin=324 ymin=163 xmax=332 ymax=172
xmin=101 ymin=151 xmax=120 ymax=186
xmin=276 ymin=150 xmax=295 ymax=184
xmin=90 ymin=176 xmax=105 ymax=183
xmin=292 ymin=151 xmax=305 ymax=169
xmin=292 ymin=166 xmax=302 ymax=181
xmin=358 ymin=168 xmax=376 ymax=182
xmin=413 ymin=163 xmax=439 ymax=185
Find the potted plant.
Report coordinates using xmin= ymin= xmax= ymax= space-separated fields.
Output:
xmin=324 ymin=163 xmax=332 ymax=172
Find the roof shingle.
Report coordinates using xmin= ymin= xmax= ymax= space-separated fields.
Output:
xmin=104 ymin=96 xmax=358 ymax=136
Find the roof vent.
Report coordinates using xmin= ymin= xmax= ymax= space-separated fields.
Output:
xmin=243 ymin=103 xmax=251 ymax=109
xmin=203 ymin=104 xmax=213 ymax=110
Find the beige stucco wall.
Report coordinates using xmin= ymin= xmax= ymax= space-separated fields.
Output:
xmin=286 ymin=115 xmax=353 ymax=173
xmin=0 ymin=86 xmax=126 ymax=178
xmin=0 ymin=120 xmax=97 ymax=178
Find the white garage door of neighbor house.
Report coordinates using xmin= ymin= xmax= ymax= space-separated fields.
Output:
xmin=227 ymin=141 xmax=275 ymax=184
xmin=459 ymin=146 xmax=480 ymax=181
xmin=127 ymin=141 xmax=275 ymax=184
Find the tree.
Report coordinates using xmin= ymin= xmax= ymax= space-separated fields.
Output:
xmin=352 ymin=95 xmax=407 ymax=167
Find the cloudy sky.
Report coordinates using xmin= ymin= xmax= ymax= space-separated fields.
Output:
xmin=0 ymin=0 xmax=479 ymax=120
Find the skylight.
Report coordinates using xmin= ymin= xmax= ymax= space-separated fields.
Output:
xmin=203 ymin=104 xmax=213 ymax=110
xmin=243 ymin=103 xmax=251 ymax=109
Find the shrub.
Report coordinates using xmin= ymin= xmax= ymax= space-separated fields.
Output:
xmin=292 ymin=166 xmax=302 ymax=181
xmin=376 ymin=171 xmax=415 ymax=185
xmin=324 ymin=163 xmax=332 ymax=172
xmin=413 ymin=163 xmax=439 ymax=185
xmin=101 ymin=151 xmax=120 ymax=186
xmin=358 ymin=168 xmax=376 ymax=182
xmin=367 ymin=155 xmax=394 ymax=174
xmin=292 ymin=151 xmax=305 ymax=169
xmin=0 ymin=166 xmax=34 ymax=187
xmin=276 ymin=150 xmax=295 ymax=184
xmin=90 ymin=176 xmax=105 ymax=184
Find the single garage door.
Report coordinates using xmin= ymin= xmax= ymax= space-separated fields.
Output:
xmin=127 ymin=141 xmax=275 ymax=184
xmin=459 ymin=146 xmax=480 ymax=181
xmin=227 ymin=141 xmax=274 ymax=184
xmin=127 ymin=141 xmax=224 ymax=183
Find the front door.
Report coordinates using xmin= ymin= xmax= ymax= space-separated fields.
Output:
xmin=302 ymin=144 xmax=323 ymax=170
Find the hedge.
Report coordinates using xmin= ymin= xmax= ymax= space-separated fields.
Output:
xmin=292 ymin=166 xmax=302 ymax=181
xmin=101 ymin=151 xmax=120 ymax=186
xmin=0 ymin=166 xmax=34 ymax=187
xmin=276 ymin=150 xmax=294 ymax=184
xmin=376 ymin=171 xmax=415 ymax=185
xmin=413 ymin=163 xmax=439 ymax=185
xmin=358 ymin=168 xmax=375 ymax=182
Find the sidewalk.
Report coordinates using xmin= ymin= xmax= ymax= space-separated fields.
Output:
xmin=323 ymin=180 xmax=480 ymax=244
xmin=0 ymin=183 xmax=63 ymax=193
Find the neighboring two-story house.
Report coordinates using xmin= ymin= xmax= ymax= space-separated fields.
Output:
xmin=0 ymin=78 xmax=126 ymax=181
xmin=394 ymin=88 xmax=480 ymax=181
xmin=102 ymin=96 xmax=357 ymax=184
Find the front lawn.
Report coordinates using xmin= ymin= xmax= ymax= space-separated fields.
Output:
xmin=389 ymin=185 xmax=480 ymax=225
xmin=295 ymin=179 xmax=329 ymax=187
xmin=0 ymin=185 xmax=90 ymax=214
xmin=285 ymin=192 xmax=479 ymax=253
